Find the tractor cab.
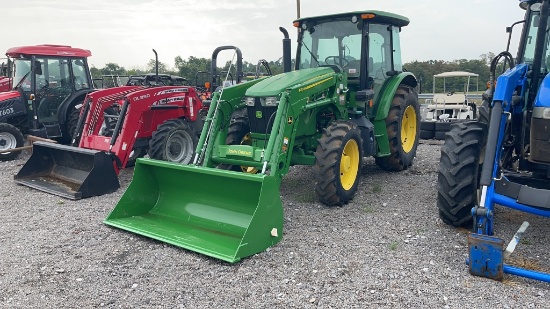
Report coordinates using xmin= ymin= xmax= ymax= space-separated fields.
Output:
xmin=3 ymin=45 xmax=94 ymax=139
xmin=295 ymin=11 xmax=409 ymax=112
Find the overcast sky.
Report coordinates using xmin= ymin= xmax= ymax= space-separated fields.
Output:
xmin=2 ymin=0 xmax=526 ymax=70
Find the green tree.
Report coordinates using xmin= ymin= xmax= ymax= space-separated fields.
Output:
xmin=100 ymin=63 xmax=126 ymax=76
xmin=146 ymin=59 xmax=175 ymax=75
xmin=174 ymin=56 xmax=211 ymax=85
xmin=89 ymin=66 xmax=101 ymax=79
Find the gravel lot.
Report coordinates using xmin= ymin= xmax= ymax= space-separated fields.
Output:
xmin=1 ymin=141 xmax=549 ymax=308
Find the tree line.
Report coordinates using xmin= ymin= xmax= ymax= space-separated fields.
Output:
xmin=91 ymin=52 xmax=499 ymax=92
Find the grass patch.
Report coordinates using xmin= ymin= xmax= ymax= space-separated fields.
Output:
xmin=389 ymin=241 xmax=398 ymax=251
xmin=371 ymin=183 xmax=382 ymax=194
xmin=363 ymin=206 xmax=374 ymax=213
xmin=295 ymin=191 xmax=316 ymax=203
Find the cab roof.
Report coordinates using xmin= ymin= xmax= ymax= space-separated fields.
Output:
xmin=294 ymin=10 xmax=410 ymax=27
xmin=6 ymin=44 xmax=92 ymax=58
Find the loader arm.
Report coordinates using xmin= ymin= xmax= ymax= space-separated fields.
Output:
xmin=195 ymin=78 xmax=267 ymax=167
xmin=476 ymin=63 xmax=528 ymax=236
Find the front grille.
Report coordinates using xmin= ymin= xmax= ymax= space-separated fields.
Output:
xmin=530 ymin=117 xmax=550 ymax=163
xmin=247 ymin=97 xmax=277 ymax=134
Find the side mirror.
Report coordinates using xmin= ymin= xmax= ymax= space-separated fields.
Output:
xmin=34 ymin=60 xmax=42 ymax=76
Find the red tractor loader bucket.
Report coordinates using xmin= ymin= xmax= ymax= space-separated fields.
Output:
xmin=14 ymin=141 xmax=119 ymax=199
xmin=104 ymin=158 xmax=284 ymax=263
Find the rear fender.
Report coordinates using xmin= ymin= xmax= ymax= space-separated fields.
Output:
xmin=372 ymin=72 xmax=417 ymax=156
xmin=58 ymin=89 xmax=96 ymax=127
xmin=373 ymin=72 xmax=417 ymax=121
xmin=534 ymin=69 xmax=550 ymax=108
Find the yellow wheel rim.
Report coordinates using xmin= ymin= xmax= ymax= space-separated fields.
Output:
xmin=340 ymin=139 xmax=360 ymax=190
xmin=240 ymin=133 xmax=258 ymax=174
xmin=401 ymin=105 xmax=417 ymax=153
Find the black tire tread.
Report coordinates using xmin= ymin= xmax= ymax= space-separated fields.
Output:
xmin=437 ymin=121 xmax=487 ymax=227
xmin=67 ymin=107 xmax=81 ymax=145
xmin=0 ymin=123 xmax=25 ymax=161
xmin=314 ymin=121 xmax=363 ymax=206
xmin=148 ymin=118 xmax=196 ymax=164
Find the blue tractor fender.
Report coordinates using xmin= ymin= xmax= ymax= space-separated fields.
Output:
xmin=534 ymin=72 xmax=550 ymax=108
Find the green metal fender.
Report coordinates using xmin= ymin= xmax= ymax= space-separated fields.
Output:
xmin=372 ymin=72 xmax=418 ymax=156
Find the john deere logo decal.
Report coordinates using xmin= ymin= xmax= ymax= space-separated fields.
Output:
xmin=256 ymin=111 xmax=263 ymax=118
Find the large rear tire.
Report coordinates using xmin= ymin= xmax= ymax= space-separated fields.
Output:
xmin=314 ymin=121 xmax=363 ymax=206
xmin=148 ymin=118 xmax=197 ymax=164
xmin=375 ymin=85 xmax=420 ymax=171
xmin=67 ymin=107 xmax=81 ymax=145
xmin=0 ymin=123 xmax=25 ymax=161
xmin=437 ymin=121 xmax=487 ymax=227
xmin=478 ymin=100 xmax=490 ymax=126
xmin=126 ymin=146 xmax=147 ymax=167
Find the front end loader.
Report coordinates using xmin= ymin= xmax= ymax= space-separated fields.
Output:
xmin=105 ymin=11 xmax=420 ymax=263
xmin=437 ymin=0 xmax=550 ymax=282
xmin=14 ymin=84 xmax=203 ymax=199
xmin=13 ymin=46 xmax=245 ymax=200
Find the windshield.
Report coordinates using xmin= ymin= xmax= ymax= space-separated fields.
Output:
xmin=13 ymin=59 xmax=31 ymax=89
xmin=298 ymin=19 xmax=363 ymax=76
xmin=522 ymin=6 xmax=550 ymax=73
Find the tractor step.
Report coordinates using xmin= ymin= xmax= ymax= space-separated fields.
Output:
xmin=468 ymin=233 xmax=505 ymax=281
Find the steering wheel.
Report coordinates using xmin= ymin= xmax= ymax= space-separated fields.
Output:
xmin=74 ymin=76 xmax=86 ymax=89
xmin=37 ymin=81 xmax=50 ymax=96
xmin=324 ymin=56 xmax=350 ymax=68
xmin=446 ymin=91 xmax=455 ymax=96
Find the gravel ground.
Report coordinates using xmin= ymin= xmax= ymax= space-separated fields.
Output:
xmin=1 ymin=141 xmax=549 ymax=308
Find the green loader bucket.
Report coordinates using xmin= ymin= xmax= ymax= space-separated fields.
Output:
xmin=104 ymin=158 xmax=284 ymax=263
xmin=14 ymin=141 xmax=120 ymax=200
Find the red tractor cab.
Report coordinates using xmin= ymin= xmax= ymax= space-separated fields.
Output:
xmin=0 ymin=44 xmax=96 ymax=160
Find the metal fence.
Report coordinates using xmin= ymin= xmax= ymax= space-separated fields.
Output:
xmin=418 ymin=93 xmax=482 ymax=101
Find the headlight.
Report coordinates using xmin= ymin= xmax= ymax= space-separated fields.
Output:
xmin=261 ymin=96 xmax=279 ymax=106
xmin=533 ymin=107 xmax=550 ymax=119
xmin=245 ymin=97 xmax=255 ymax=106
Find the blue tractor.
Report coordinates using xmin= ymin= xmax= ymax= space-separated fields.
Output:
xmin=437 ymin=0 xmax=550 ymax=282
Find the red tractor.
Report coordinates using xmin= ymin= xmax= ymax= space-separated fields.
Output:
xmin=0 ymin=45 xmax=96 ymax=160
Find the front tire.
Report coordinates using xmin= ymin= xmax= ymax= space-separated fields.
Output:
xmin=148 ymin=118 xmax=197 ymax=164
xmin=0 ymin=123 xmax=25 ymax=161
xmin=375 ymin=85 xmax=420 ymax=171
xmin=437 ymin=121 xmax=487 ymax=227
xmin=314 ymin=121 xmax=363 ymax=206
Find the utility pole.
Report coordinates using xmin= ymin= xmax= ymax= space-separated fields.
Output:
xmin=297 ymin=0 xmax=301 ymax=19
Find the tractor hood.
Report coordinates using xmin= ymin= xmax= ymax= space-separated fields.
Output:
xmin=245 ymin=67 xmax=336 ymax=97
xmin=0 ymin=90 xmax=21 ymax=101
xmin=0 ymin=77 xmax=12 ymax=92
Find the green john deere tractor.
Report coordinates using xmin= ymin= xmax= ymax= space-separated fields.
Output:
xmin=104 ymin=10 xmax=420 ymax=263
